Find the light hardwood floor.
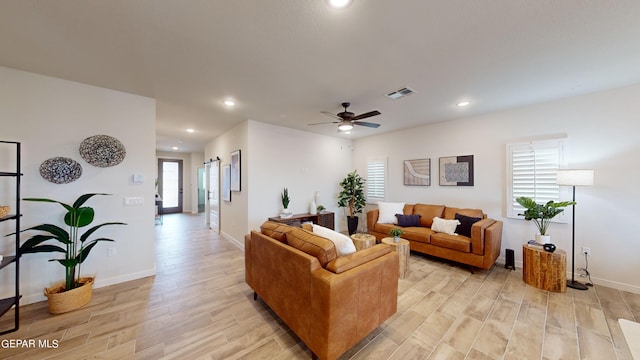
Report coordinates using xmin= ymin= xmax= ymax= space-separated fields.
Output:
xmin=1 ymin=213 xmax=638 ymax=359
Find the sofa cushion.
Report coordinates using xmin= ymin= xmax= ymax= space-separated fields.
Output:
xmin=431 ymin=233 xmax=471 ymax=253
xmin=443 ymin=207 xmax=484 ymax=220
xmin=326 ymin=244 xmax=392 ymax=274
xmin=261 ymin=221 xmax=293 ymax=243
xmin=431 ymin=217 xmax=461 ymax=235
xmin=377 ymin=202 xmax=406 ymax=224
xmin=455 ymin=213 xmax=482 ymax=237
xmin=412 ymin=204 xmax=445 ymax=227
xmin=400 ymin=226 xmax=434 ymax=244
xmin=311 ymin=224 xmax=356 ymax=256
xmin=286 ymin=227 xmax=338 ymax=267
xmin=395 ymin=214 xmax=421 ymax=227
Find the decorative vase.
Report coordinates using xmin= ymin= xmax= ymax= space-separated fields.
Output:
xmin=309 ymin=198 xmax=317 ymax=215
xmin=347 ymin=216 xmax=359 ymax=235
xmin=44 ymin=277 xmax=94 ymax=314
xmin=281 ymin=208 xmax=292 ymax=218
xmin=535 ymin=234 xmax=551 ymax=244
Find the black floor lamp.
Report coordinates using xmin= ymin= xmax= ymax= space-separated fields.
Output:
xmin=556 ymin=169 xmax=594 ymax=290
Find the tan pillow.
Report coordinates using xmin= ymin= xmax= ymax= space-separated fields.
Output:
xmin=260 ymin=221 xmax=292 ymax=243
xmin=285 ymin=227 xmax=337 ymax=267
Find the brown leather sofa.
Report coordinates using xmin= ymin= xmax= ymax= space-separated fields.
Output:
xmin=245 ymin=221 xmax=399 ymax=360
xmin=367 ymin=204 xmax=503 ymax=270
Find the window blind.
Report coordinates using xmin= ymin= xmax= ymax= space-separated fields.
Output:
xmin=367 ymin=158 xmax=386 ymax=201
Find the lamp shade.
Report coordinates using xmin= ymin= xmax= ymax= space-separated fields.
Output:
xmin=556 ymin=169 xmax=594 ymax=186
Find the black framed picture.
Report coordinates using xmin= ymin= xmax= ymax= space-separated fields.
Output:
xmin=439 ymin=155 xmax=474 ymax=186
xmin=230 ymin=149 xmax=241 ymax=192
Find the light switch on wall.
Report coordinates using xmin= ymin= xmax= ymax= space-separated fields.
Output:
xmin=123 ymin=196 xmax=144 ymax=206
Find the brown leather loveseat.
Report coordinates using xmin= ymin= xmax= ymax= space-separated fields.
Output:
xmin=367 ymin=203 xmax=503 ymax=270
xmin=245 ymin=221 xmax=399 ymax=360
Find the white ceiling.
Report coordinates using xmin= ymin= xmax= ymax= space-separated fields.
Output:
xmin=2 ymin=1 xmax=640 ymax=153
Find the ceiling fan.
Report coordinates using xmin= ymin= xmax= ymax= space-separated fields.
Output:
xmin=309 ymin=102 xmax=381 ymax=131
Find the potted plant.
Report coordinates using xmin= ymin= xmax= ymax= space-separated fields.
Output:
xmin=338 ymin=170 xmax=366 ymax=235
xmin=389 ymin=228 xmax=403 ymax=243
xmin=515 ymin=196 xmax=575 ymax=244
xmin=17 ymin=193 xmax=126 ymax=314
xmin=281 ymin=187 xmax=292 ymax=218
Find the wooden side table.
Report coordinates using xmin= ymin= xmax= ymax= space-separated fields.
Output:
xmin=350 ymin=233 xmax=376 ymax=251
xmin=522 ymin=244 xmax=567 ymax=293
xmin=382 ymin=237 xmax=410 ymax=279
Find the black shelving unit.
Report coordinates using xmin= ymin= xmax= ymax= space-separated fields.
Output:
xmin=0 ymin=141 xmax=21 ymax=335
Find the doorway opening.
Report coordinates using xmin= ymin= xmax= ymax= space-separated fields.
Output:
xmin=158 ymin=158 xmax=183 ymax=214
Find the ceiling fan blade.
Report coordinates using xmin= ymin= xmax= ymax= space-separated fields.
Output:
xmin=353 ymin=121 xmax=380 ymax=128
xmin=321 ymin=111 xmax=342 ymax=120
xmin=308 ymin=120 xmax=340 ymax=125
xmin=352 ymin=110 xmax=381 ymax=120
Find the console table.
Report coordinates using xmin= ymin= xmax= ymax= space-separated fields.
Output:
xmin=268 ymin=211 xmax=334 ymax=230
xmin=522 ymin=244 xmax=566 ymax=293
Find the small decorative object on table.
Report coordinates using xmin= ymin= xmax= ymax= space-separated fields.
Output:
xmin=516 ymin=196 xmax=575 ymax=244
xmin=280 ymin=187 xmax=292 ymax=218
xmin=0 ymin=205 xmax=10 ymax=218
xmin=389 ymin=228 xmax=403 ymax=243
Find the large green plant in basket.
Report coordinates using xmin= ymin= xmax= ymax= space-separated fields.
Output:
xmin=17 ymin=193 xmax=126 ymax=291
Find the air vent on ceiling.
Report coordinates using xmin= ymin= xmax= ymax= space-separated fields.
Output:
xmin=386 ymin=87 xmax=415 ymax=100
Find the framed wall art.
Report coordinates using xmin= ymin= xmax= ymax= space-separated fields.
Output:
xmin=403 ymin=158 xmax=431 ymax=186
xmin=230 ymin=149 xmax=241 ymax=192
xmin=222 ymin=164 xmax=232 ymax=202
xmin=439 ymin=155 xmax=474 ymax=186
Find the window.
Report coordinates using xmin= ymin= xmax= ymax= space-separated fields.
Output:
xmin=507 ymin=139 xmax=566 ymax=219
xmin=366 ymin=157 xmax=387 ymax=202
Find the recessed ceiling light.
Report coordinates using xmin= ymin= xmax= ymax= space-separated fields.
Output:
xmin=224 ymin=99 xmax=236 ymax=107
xmin=328 ymin=0 xmax=352 ymax=8
xmin=457 ymin=101 xmax=470 ymax=107
xmin=186 ymin=128 xmax=195 ymax=133
xmin=172 ymin=146 xmax=179 ymax=150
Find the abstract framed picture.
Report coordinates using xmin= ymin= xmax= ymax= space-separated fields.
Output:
xmin=230 ymin=149 xmax=241 ymax=192
xmin=222 ymin=164 xmax=232 ymax=202
xmin=439 ymin=155 xmax=474 ymax=186
xmin=404 ymin=158 xmax=431 ymax=186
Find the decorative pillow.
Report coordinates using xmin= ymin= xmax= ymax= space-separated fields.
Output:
xmin=260 ymin=221 xmax=292 ymax=243
xmin=285 ymin=227 xmax=337 ymax=267
xmin=312 ymin=224 xmax=356 ymax=256
xmin=455 ymin=213 xmax=482 ymax=237
xmin=431 ymin=216 xmax=461 ymax=235
xmin=395 ymin=214 xmax=421 ymax=227
xmin=377 ymin=202 xmax=406 ymax=224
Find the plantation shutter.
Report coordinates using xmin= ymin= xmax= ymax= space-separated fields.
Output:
xmin=366 ymin=157 xmax=386 ymax=202
xmin=507 ymin=139 xmax=565 ymax=218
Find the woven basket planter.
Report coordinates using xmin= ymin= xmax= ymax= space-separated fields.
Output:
xmin=44 ymin=277 xmax=94 ymax=314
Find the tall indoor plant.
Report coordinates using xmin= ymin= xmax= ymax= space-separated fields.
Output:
xmin=516 ymin=196 xmax=575 ymax=243
xmin=17 ymin=193 xmax=126 ymax=313
xmin=338 ymin=170 xmax=366 ymax=235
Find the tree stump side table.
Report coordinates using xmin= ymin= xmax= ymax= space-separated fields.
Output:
xmin=350 ymin=233 xmax=376 ymax=251
xmin=522 ymin=244 xmax=567 ymax=293
xmin=382 ymin=237 xmax=410 ymax=279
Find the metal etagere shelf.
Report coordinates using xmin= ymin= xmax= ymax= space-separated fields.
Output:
xmin=0 ymin=140 xmax=21 ymax=335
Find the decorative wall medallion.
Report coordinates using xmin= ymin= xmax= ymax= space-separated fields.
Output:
xmin=79 ymin=135 xmax=126 ymax=167
xmin=40 ymin=157 xmax=83 ymax=184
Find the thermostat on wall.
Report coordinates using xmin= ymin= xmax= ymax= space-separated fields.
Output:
xmin=132 ymin=174 xmax=145 ymax=183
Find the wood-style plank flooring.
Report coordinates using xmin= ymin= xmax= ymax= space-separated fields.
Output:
xmin=1 ymin=213 xmax=638 ymax=359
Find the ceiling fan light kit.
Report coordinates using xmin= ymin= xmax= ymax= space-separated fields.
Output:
xmin=310 ymin=102 xmax=382 ymax=132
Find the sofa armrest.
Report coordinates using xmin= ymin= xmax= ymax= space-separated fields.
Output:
xmin=482 ymin=220 xmax=503 ymax=269
xmin=326 ymin=244 xmax=392 ymax=274
xmin=470 ymin=218 xmax=495 ymax=255
xmin=366 ymin=209 xmax=379 ymax=232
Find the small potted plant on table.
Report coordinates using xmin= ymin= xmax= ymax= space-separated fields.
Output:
xmin=516 ymin=196 xmax=575 ymax=244
xmin=389 ymin=228 xmax=403 ymax=243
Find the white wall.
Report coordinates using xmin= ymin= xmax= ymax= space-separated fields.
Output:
xmin=0 ymin=67 xmax=156 ymax=304
xmin=246 ymin=120 xmax=354 ymax=233
xmin=353 ymin=84 xmax=640 ymax=293
xmin=205 ymin=121 xmax=249 ymax=246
